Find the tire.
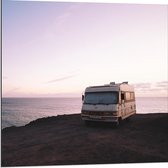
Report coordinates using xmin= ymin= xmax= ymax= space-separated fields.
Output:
xmin=116 ymin=117 xmax=122 ymax=126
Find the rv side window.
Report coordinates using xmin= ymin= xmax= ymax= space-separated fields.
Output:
xmin=125 ymin=92 xmax=135 ymax=102
xmin=130 ymin=92 xmax=135 ymax=100
xmin=125 ymin=92 xmax=131 ymax=100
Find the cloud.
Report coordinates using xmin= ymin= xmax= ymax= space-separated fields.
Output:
xmin=9 ymin=87 xmax=21 ymax=92
xmin=132 ymin=81 xmax=168 ymax=97
xmin=2 ymin=87 xmax=22 ymax=97
xmin=46 ymin=74 xmax=76 ymax=83
xmin=132 ymin=83 xmax=151 ymax=90
xmin=133 ymin=81 xmax=168 ymax=90
xmin=44 ymin=3 xmax=83 ymax=40
xmin=155 ymin=81 xmax=168 ymax=88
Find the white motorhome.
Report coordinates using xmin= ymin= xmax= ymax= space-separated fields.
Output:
xmin=81 ymin=82 xmax=136 ymax=125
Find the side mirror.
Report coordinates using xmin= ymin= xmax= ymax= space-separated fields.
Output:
xmin=82 ymin=95 xmax=84 ymax=101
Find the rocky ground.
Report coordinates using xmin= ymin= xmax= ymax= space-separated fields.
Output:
xmin=1 ymin=113 xmax=168 ymax=166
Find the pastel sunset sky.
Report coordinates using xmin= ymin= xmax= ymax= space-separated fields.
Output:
xmin=2 ymin=0 xmax=168 ymax=97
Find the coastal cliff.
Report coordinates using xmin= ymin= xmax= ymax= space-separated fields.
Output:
xmin=2 ymin=113 xmax=168 ymax=166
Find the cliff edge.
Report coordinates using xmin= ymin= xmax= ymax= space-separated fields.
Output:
xmin=2 ymin=113 xmax=168 ymax=166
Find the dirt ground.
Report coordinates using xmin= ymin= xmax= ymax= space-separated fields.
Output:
xmin=1 ymin=113 xmax=168 ymax=166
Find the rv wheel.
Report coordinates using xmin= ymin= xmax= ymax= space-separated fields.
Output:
xmin=116 ymin=118 xmax=122 ymax=126
xmin=126 ymin=117 xmax=131 ymax=122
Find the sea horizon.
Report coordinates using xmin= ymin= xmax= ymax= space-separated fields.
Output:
xmin=1 ymin=97 xmax=168 ymax=129
xmin=2 ymin=96 xmax=168 ymax=98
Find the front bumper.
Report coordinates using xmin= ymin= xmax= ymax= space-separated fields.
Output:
xmin=81 ymin=114 xmax=119 ymax=123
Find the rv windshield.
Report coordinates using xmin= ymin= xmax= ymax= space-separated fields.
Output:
xmin=84 ymin=92 xmax=118 ymax=105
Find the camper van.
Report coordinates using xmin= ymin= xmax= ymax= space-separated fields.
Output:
xmin=81 ymin=82 xmax=136 ymax=125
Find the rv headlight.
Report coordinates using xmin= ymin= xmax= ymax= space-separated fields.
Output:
xmin=82 ymin=111 xmax=86 ymax=114
xmin=83 ymin=111 xmax=90 ymax=115
xmin=113 ymin=112 xmax=118 ymax=116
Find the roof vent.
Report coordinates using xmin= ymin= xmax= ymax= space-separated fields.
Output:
xmin=122 ymin=81 xmax=128 ymax=84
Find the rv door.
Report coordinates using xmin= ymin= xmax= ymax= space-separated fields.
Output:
xmin=121 ymin=92 xmax=125 ymax=117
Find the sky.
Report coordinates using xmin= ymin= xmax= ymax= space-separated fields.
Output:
xmin=2 ymin=0 xmax=168 ymax=97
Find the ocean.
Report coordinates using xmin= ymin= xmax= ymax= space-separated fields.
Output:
xmin=1 ymin=97 xmax=168 ymax=129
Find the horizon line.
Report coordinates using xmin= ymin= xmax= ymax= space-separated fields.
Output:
xmin=2 ymin=96 xmax=168 ymax=98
